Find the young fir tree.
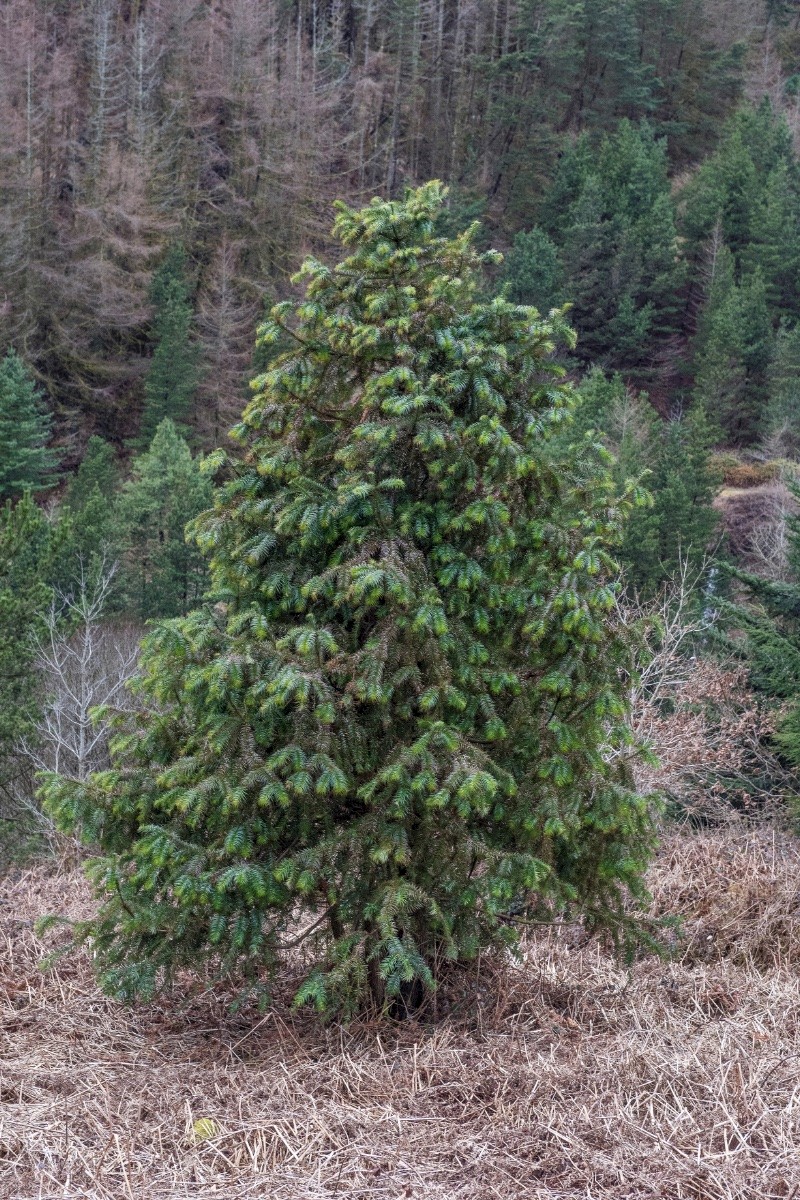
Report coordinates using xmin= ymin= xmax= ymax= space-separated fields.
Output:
xmin=138 ymin=246 xmax=201 ymax=447
xmin=0 ymin=350 xmax=58 ymax=501
xmin=42 ymin=184 xmax=655 ymax=1017
xmin=682 ymin=100 xmax=800 ymax=332
xmin=719 ymin=509 xmax=800 ymax=771
xmin=116 ymin=419 xmax=211 ymax=620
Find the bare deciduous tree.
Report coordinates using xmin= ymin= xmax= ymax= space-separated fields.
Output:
xmin=23 ymin=561 xmax=141 ymax=783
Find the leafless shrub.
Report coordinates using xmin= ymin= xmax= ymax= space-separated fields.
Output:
xmin=12 ymin=562 xmax=142 ymax=849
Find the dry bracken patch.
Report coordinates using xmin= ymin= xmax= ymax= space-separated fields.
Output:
xmin=2 ymin=825 xmax=800 ymax=1199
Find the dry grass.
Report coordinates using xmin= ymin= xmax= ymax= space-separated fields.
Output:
xmin=3 ymin=826 xmax=800 ymax=1199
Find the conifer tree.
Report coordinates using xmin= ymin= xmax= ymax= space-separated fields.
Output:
xmin=719 ymin=512 xmax=800 ymax=771
xmin=0 ymin=495 xmax=66 ymax=795
xmin=543 ymin=121 xmax=684 ymax=377
xmin=116 ymin=419 xmax=211 ymax=619
xmin=42 ymin=184 xmax=655 ymax=1017
xmin=63 ymin=437 xmax=121 ymax=579
xmin=693 ymin=252 xmax=773 ymax=445
xmin=139 ymin=246 xmax=201 ymax=447
xmin=0 ymin=350 xmax=58 ymax=501
xmin=572 ymin=371 xmax=717 ymax=593
xmin=765 ymin=323 xmax=800 ymax=455
xmin=502 ymin=228 xmax=564 ymax=313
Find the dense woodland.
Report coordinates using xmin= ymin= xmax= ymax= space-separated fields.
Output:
xmin=4 ymin=0 xmax=800 ymax=1006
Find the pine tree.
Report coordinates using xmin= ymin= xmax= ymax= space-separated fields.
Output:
xmin=682 ymin=101 xmax=799 ymax=303
xmin=116 ymin=419 xmax=211 ymax=619
xmin=719 ymin=513 xmax=800 ymax=771
xmin=139 ymin=246 xmax=201 ymax=447
xmin=42 ymin=184 xmax=655 ymax=1017
xmin=65 ymin=437 xmax=119 ymax=510
xmin=0 ymin=350 xmax=57 ymax=501
xmin=743 ymin=160 xmax=800 ymax=323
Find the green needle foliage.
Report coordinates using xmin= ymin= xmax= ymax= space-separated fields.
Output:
xmin=0 ymin=350 xmax=58 ymax=501
xmin=42 ymin=183 xmax=656 ymax=1018
xmin=138 ymin=246 xmax=201 ymax=447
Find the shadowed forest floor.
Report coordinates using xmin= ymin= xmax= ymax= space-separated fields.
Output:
xmin=2 ymin=825 xmax=800 ymax=1199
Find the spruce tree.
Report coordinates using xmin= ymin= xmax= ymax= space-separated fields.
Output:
xmin=65 ymin=436 xmax=119 ymax=511
xmin=116 ymin=419 xmax=211 ymax=619
xmin=42 ymin=184 xmax=655 ymax=1017
xmin=719 ymin=514 xmax=800 ymax=771
xmin=0 ymin=350 xmax=57 ymax=501
xmin=693 ymin=251 xmax=774 ymax=445
xmin=139 ymin=246 xmax=201 ymax=447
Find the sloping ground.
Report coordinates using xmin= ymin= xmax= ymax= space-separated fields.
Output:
xmin=2 ymin=826 xmax=800 ymax=1200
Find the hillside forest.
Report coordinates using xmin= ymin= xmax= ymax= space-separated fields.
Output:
xmin=8 ymin=3 xmax=800 ymax=1197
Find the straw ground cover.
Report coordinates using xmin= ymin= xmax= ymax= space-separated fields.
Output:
xmin=2 ymin=825 xmax=800 ymax=1199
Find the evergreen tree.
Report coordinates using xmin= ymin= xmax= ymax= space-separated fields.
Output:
xmin=543 ymin=121 xmax=685 ymax=376
xmin=116 ymin=419 xmax=211 ymax=619
xmin=42 ymin=184 xmax=655 ymax=1017
xmin=743 ymin=160 xmax=800 ymax=323
xmin=719 ymin=513 xmax=800 ymax=772
xmin=765 ymin=323 xmax=800 ymax=455
xmin=502 ymin=228 xmax=564 ymax=312
xmin=139 ymin=246 xmax=201 ymax=447
xmin=0 ymin=495 xmax=69 ymax=796
xmin=572 ymin=370 xmax=717 ymax=593
xmin=0 ymin=350 xmax=58 ymax=501
xmin=693 ymin=250 xmax=774 ymax=445
xmin=62 ymin=437 xmax=122 ymax=579
xmin=65 ymin=436 xmax=119 ymax=510
xmin=682 ymin=100 xmax=799 ymax=301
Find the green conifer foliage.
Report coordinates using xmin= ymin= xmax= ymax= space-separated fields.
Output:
xmin=116 ymin=419 xmax=211 ymax=619
xmin=682 ymin=101 xmax=800 ymax=312
xmin=0 ymin=496 xmax=63 ymax=792
xmin=0 ymin=350 xmax=57 ymax=501
xmin=542 ymin=121 xmax=684 ymax=376
xmin=765 ymin=324 xmax=800 ymax=455
xmin=65 ymin=437 xmax=119 ymax=510
xmin=42 ymin=184 xmax=655 ymax=1017
xmin=62 ymin=437 xmax=121 ymax=570
xmin=572 ymin=371 xmax=717 ymax=593
xmin=720 ymin=515 xmax=800 ymax=772
xmin=693 ymin=247 xmax=774 ymax=445
xmin=502 ymin=228 xmax=564 ymax=312
xmin=139 ymin=246 xmax=201 ymax=447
